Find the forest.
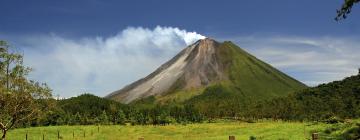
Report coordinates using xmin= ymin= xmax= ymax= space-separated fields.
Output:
xmin=18 ymin=72 xmax=359 ymax=128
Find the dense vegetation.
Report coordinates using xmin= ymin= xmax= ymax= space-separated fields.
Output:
xmin=336 ymin=0 xmax=360 ymax=21
xmin=21 ymin=72 xmax=359 ymax=129
xmin=251 ymin=73 xmax=360 ymax=121
xmin=187 ymin=73 xmax=360 ymax=121
xmin=28 ymin=94 xmax=203 ymax=127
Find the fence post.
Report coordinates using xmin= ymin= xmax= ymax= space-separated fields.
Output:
xmin=43 ymin=133 xmax=45 ymax=140
xmin=83 ymin=130 xmax=85 ymax=137
xmin=98 ymin=126 xmax=99 ymax=132
xmin=229 ymin=135 xmax=235 ymax=140
xmin=312 ymin=133 xmax=319 ymax=140
xmin=25 ymin=132 xmax=28 ymax=140
xmin=73 ymin=131 xmax=75 ymax=138
xmin=57 ymin=130 xmax=60 ymax=140
xmin=138 ymin=137 xmax=144 ymax=140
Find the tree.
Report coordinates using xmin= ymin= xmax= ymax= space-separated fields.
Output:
xmin=336 ymin=0 xmax=360 ymax=21
xmin=0 ymin=40 xmax=52 ymax=140
xmin=108 ymin=103 xmax=117 ymax=124
xmin=117 ymin=109 xmax=126 ymax=125
xmin=72 ymin=112 xmax=82 ymax=125
xmin=98 ymin=110 xmax=109 ymax=125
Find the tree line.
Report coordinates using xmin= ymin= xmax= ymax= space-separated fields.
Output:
xmin=29 ymin=94 xmax=204 ymax=127
xmin=30 ymin=72 xmax=360 ymax=128
xmin=185 ymin=73 xmax=360 ymax=122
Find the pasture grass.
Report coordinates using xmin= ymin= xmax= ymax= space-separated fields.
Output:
xmin=6 ymin=121 xmax=332 ymax=140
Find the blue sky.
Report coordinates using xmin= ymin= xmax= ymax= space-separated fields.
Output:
xmin=1 ymin=0 xmax=360 ymax=97
xmin=2 ymin=0 xmax=360 ymax=37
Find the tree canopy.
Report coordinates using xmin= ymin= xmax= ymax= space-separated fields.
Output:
xmin=0 ymin=40 xmax=52 ymax=140
xmin=336 ymin=0 xmax=360 ymax=21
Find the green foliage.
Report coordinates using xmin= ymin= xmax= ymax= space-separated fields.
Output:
xmin=248 ymin=74 xmax=360 ymax=121
xmin=341 ymin=125 xmax=360 ymax=140
xmin=185 ymin=84 xmax=242 ymax=119
xmin=56 ymin=94 xmax=127 ymax=125
xmin=117 ymin=109 xmax=126 ymax=125
xmin=19 ymin=73 xmax=360 ymax=128
xmin=324 ymin=116 xmax=344 ymax=124
xmin=29 ymin=93 xmax=204 ymax=126
xmin=336 ymin=0 xmax=360 ymax=21
xmin=59 ymin=94 xmax=125 ymax=117
xmin=294 ymin=74 xmax=360 ymax=120
xmin=320 ymin=120 xmax=360 ymax=139
xmin=249 ymin=136 xmax=257 ymax=140
xmin=98 ymin=111 xmax=109 ymax=125
xmin=0 ymin=40 xmax=52 ymax=139
xmin=73 ymin=112 xmax=82 ymax=125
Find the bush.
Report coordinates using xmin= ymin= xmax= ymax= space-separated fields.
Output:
xmin=341 ymin=126 xmax=360 ymax=140
xmin=249 ymin=136 xmax=256 ymax=140
xmin=324 ymin=127 xmax=339 ymax=134
xmin=324 ymin=116 xmax=344 ymax=124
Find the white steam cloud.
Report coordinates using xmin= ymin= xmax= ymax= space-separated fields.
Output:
xmin=18 ymin=26 xmax=205 ymax=97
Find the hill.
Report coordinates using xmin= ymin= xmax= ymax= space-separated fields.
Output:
xmin=58 ymin=94 xmax=126 ymax=117
xmin=38 ymin=94 xmax=128 ymax=126
xmin=106 ymin=38 xmax=306 ymax=104
xmin=247 ymin=72 xmax=360 ymax=120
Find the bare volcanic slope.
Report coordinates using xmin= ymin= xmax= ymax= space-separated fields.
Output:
xmin=106 ymin=38 xmax=306 ymax=104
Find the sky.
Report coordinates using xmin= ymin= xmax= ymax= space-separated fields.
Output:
xmin=0 ymin=0 xmax=360 ymax=97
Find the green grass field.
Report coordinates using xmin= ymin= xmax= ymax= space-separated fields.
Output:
xmin=4 ymin=121 xmax=337 ymax=140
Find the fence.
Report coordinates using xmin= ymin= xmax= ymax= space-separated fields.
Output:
xmin=24 ymin=126 xmax=100 ymax=140
xmin=23 ymin=130 xmax=323 ymax=140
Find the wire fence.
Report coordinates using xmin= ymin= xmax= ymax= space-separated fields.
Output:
xmin=20 ymin=131 xmax=334 ymax=140
xmin=22 ymin=126 xmax=100 ymax=140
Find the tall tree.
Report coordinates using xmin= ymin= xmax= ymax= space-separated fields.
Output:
xmin=336 ymin=0 xmax=360 ymax=21
xmin=98 ymin=110 xmax=109 ymax=125
xmin=117 ymin=109 xmax=126 ymax=125
xmin=0 ymin=40 xmax=52 ymax=140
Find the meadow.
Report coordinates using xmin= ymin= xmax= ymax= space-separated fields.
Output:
xmin=5 ymin=121 xmax=335 ymax=140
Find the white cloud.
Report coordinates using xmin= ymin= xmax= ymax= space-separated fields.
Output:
xmin=230 ymin=36 xmax=360 ymax=86
xmin=5 ymin=27 xmax=359 ymax=97
xmin=17 ymin=26 xmax=205 ymax=97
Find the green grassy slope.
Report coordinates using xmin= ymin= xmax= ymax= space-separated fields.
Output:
xmin=217 ymin=41 xmax=306 ymax=99
xmin=154 ymin=41 xmax=306 ymax=105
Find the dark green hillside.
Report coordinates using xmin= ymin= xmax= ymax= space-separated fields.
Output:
xmin=294 ymin=73 xmax=360 ymax=119
xmin=185 ymin=84 xmax=245 ymax=118
xmin=248 ymin=73 xmax=360 ymax=121
xmin=58 ymin=94 xmax=127 ymax=117
xmin=217 ymin=41 xmax=306 ymax=98
xmin=42 ymin=94 xmax=129 ymax=125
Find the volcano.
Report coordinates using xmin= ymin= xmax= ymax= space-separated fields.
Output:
xmin=106 ymin=38 xmax=306 ymax=104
